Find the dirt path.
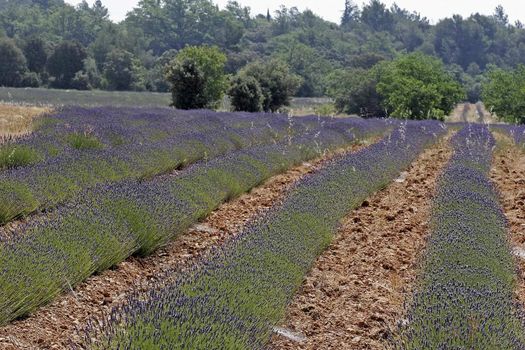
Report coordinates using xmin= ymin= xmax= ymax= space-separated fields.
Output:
xmin=0 ymin=142 xmax=373 ymax=350
xmin=490 ymin=139 xmax=525 ymax=306
xmin=447 ymin=103 xmax=496 ymax=124
xmin=269 ymin=136 xmax=453 ymax=350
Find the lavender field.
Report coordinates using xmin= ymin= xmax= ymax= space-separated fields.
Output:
xmin=0 ymin=105 xmax=525 ymax=350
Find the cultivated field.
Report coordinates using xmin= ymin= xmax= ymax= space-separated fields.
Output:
xmin=0 ymin=104 xmax=524 ymax=349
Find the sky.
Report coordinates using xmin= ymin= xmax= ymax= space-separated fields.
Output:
xmin=65 ymin=0 xmax=525 ymax=25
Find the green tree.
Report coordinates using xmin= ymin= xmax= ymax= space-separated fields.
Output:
xmin=228 ymin=74 xmax=264 ymax=112
xmin=23 ymin=37 xmax=47 ymax=74
xmin=0 ymin=39 xmax=27 ymax=87
xmin=103 ymin=49 xmax=139 ymax=90
xmin=241 ymin=59 xmax=301 ymax=112
xmin=341 ymin=0 xmax=359 ymax=28
xmin=326 ymin=66 xmax=386 ymax=118
xmin=47 ymin=40 xmax=87 ymax=89
xmin=165 ymin=46 xmax=227 ymax=109
xmin=361 ymin=0 xmax=394 ymax=32
xmin=377 ymin=53 xmax=464 ymax=120
xmin=482 ymin=65 xmax=525 ymax=124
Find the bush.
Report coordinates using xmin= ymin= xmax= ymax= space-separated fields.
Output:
xmin=326 ymin=67 xmax=387 ymax=118
xmin=165 ymin=46 xmax=227 ymax=110
xmin=67 ymin=133 xmax=103 ymax=150
xmin=228 ymin=75 xmax=264 ymax=112
xmin=71 ymin=71 xmax=91 ymax=91
xmin=0 ymin=39 xmax=27 ymax=87
xmin=21 ymin=72 xmax=41 ymax=88
xmin=314 ymin=103 xmax=337 ymax=116
xmin=377 ymin=53 xmax=465 ymax=120
xmin=241 ymin=59 xmax=302 ymax=112
xmin=0 ymin=145 xmax=40 ymax=169
xmin=482 ymin=65 xmax=525 ymax=124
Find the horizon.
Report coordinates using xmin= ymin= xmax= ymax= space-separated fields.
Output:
xmin=65 ymin=0 xmax=525 ymax=25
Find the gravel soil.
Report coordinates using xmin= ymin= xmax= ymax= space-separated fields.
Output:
xmin=269 ymin=136 xmax=453 ymax=350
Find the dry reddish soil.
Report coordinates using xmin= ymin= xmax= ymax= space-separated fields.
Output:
xmin=0 ymin=142 xmax=371 ymax=350
xmin=490 ymin=141 xmax=525 ymax=305
xmin=269 ymin=136 xmax=453 ymax=350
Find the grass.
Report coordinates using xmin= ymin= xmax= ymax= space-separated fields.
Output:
xmin=67 ymin=133 xmax=104 ymax=150
xmin=0 ymin=87 xmax=172 ymax=107
xmin=0 ymin=145 xmax=41 ymax=169
xmin=0 ymin=104 xmax=49 ymax=143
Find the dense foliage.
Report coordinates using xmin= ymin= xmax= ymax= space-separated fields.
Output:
xmin=483 ymin=65 xmax=525 ymax=124
xmin=230 ymin=59 xmax=301 ymax=112
xmin=0 ymin=0 xmax=522 ymax=105
xmin=377 ymin=53 xmax=465 ymax=120
xmin=0 ymin=38 xmax=27 ymax=87
xmin=228 ymin=75 xmax=264 ymax=112
xmin=166 ymin=46 xmax=228 ymax=109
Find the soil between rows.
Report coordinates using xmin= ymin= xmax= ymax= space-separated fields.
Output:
xmin=269 ymin=136 xmax=453 ymax=350
xmin=490 ymin=141 xmax=525 ymax=310
xmin=0 ymin=143 xmax=369 ymax=350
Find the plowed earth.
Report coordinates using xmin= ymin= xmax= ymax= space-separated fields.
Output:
xmin=490 ymin=141 xmax=525 ymax=308
xmin=269 ymin=136 xmax=453 ymax=350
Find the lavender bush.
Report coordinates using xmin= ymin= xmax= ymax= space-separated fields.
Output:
xmin=88 ymin=121 xmax=445 ymax=349
xmin=0 ymin=116 xmax=389 ymax=325
xmin=0 ymin=107 xmax=388 ymax=224
xmin=394 ymin=125 xmax=525 ymax=349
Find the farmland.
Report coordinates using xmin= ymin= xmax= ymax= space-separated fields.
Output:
xmin=0 ymin=102 xmax=524 ymax=350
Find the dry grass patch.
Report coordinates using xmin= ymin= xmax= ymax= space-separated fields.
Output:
xmin=0 ymin=104 xmax=49 ymax=143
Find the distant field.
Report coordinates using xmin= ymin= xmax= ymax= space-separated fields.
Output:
xmin=0 ymin=87 xmax=173 ymax=108
xmin=0 ymin=87 xmax=332 ymax=114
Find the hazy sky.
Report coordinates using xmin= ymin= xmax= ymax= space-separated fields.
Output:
xmin=65 ymin=0 xmax=525 ymax=24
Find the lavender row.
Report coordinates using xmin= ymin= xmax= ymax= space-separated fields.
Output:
xmin=0 ymin=108 xmax=388 ymax=225
xmin=0 ymin=119 xmax=383 ymax=326
xmin=88 ymin=121 xmax=446 ymax=349
xmin=394 ymin=125 xmax=525 ymax=348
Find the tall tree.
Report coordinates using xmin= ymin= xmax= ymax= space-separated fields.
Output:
xmin=103 ymin=49 xmax=138 ymax=90
xmin=0 ymin=39 xmax=27 ymax=86
xmin=493 ymin=5 xmax=508 ymax=26
xmin=361 ymin=0 xmax=394 ymax=31
xmin=23 ymin=37 xmax=47 ymax=74
xmin=165 ymin=46 xmax=227 ymax=109
xmin=377 ymin=53 xmax=465 ymax=120
xmin=341 ymin=0 xmax=359 ymax=28
xmin=47 ymin=41 xmax=87 ymax=88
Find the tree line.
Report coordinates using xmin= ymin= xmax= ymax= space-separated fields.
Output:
xmin=0 ymin=0 xmax=524 ymax=121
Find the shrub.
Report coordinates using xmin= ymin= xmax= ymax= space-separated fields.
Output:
xmin=67 ymin=133 xmax=103 ymax=150
xmin=0 ymin=145 xmax=40 ymax=169
xmin=165 ymin=46 xmax=227 ymax=110
xmin=228 ymin=75 xmax=264 ymax=112
xmin=241 ymin=59 xmax=302 ymax=112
